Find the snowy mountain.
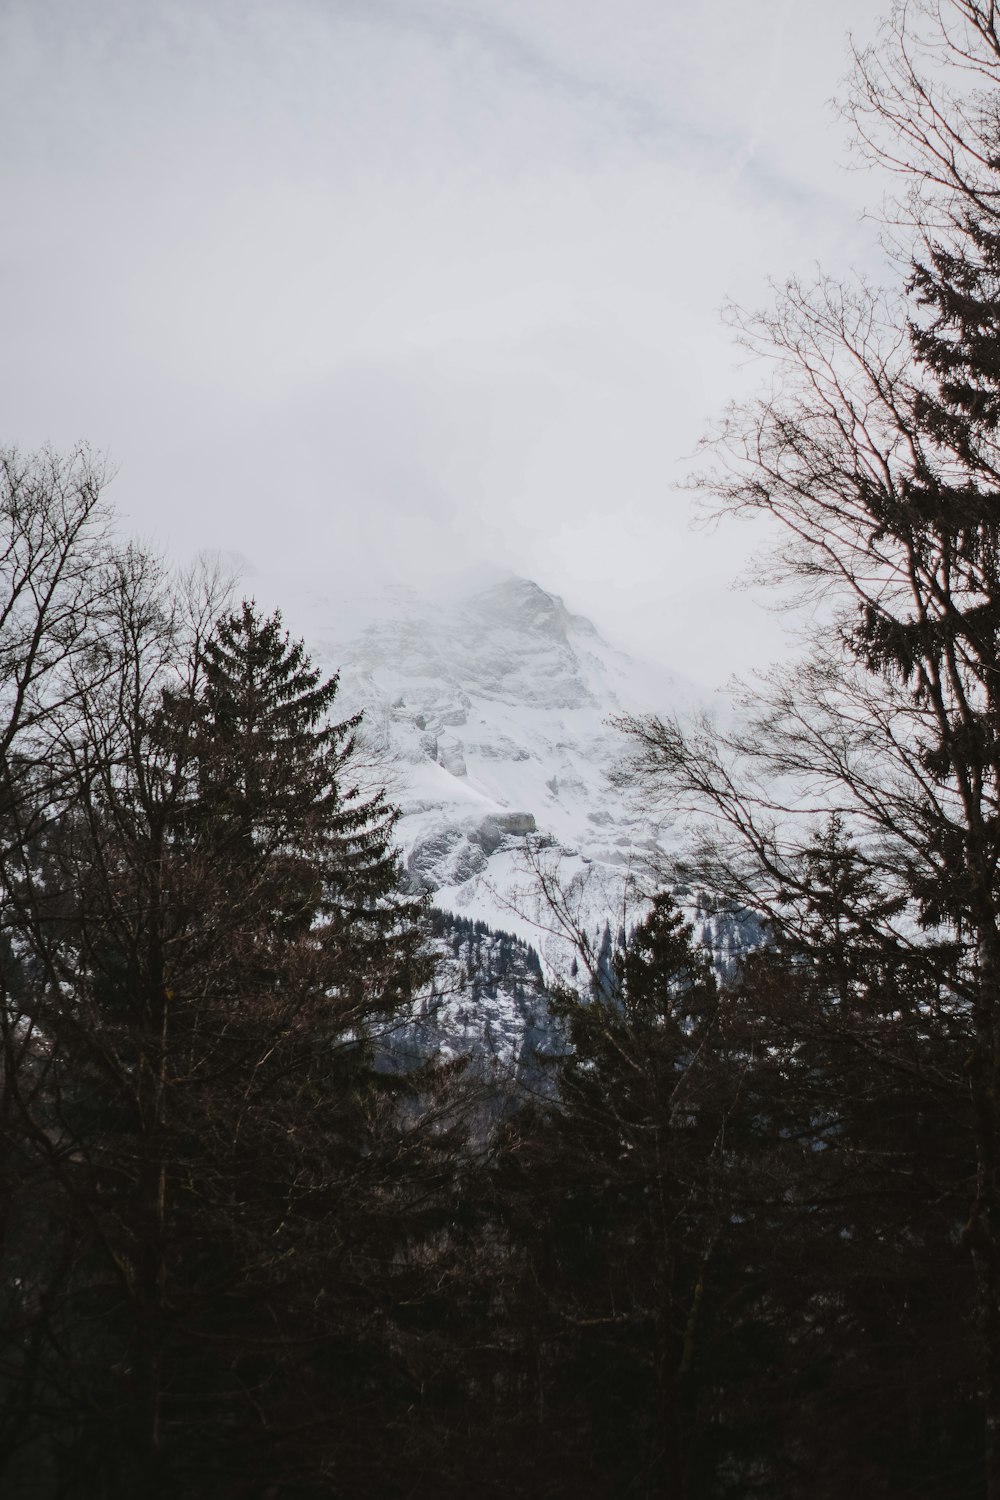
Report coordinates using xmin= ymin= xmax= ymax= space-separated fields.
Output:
xmin=404 ymin=909 xmax=558 ymax=1091
xmin=241 ymin=566 xmax=759 ymax=1061
xmin=295 ymin=571 xmax=752 ymax=964
xmin=299 ymin=576 xmax=680 ymax=957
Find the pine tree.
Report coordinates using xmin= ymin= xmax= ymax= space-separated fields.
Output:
xmin=855 ymin=204 xmax=1000 ymax=1495
xmin=186 ymin=600 xmax=429 ymax=1015
xmin=722 ymin=825 xmax=980 ymax=1497
xmin=490 ymin=895 xmax=728 ymax=1499
xmin=2 ymin=587 xmax=445 ymax=1496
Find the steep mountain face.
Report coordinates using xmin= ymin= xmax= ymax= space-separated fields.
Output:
xmin=405 ymin=909 xmax=559 ymax=1090
xmin=301 ymin=573 xmax=752 ymax=970
xmin=239 ymin=568 xmax=760 ymax=1062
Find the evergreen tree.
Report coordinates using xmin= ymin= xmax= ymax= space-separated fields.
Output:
xmin=853 ymin=189 xmax=1000 ymax=1496
xmin=720 ymin=824 xmax=980 ymax=1497
xmin=186 ymin=600 xmax=428 ymax=1014
xmin=487 ymin=895 xmax=731 ymax=1499
xmin=0 ymin=587 xmax=448 ymax=1497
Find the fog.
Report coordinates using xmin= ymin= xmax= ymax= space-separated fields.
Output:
xmin=1 ymin=0 xmax=890 ymax=683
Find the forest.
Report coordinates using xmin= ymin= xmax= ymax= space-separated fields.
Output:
xmin=8 ymin=1 xmax=1000 ymax=1495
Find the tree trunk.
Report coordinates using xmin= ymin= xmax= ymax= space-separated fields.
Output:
xmin=968 ymin=929 xmax=1000 ymax=1500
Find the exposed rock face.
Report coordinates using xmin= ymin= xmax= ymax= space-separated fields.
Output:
xmin=407 ymin=826 xmax=487 ymax=891
xmin=475 ymin=812 xmax=536 ymax=854
xmin=406 ymin=812 xmax=538 ymax=890
xmin=405 ymin=907 xmax=556 ymax=1079
xmin=436 ymin=737 xmax=467 ymax=777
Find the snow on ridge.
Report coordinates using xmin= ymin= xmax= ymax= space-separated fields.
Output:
xmin=220 ymin=559 xmax=719 ymax=981
xmin=314 ymin=574 xmax=701 ymax=970
xmin=208 ymin=560 xmax=758 ymax=1054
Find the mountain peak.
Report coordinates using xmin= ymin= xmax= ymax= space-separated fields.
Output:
xmin=466 ymin=576 xmax=572 ymax=640
xmin=211 ymin=559 xmax=714 ymax=987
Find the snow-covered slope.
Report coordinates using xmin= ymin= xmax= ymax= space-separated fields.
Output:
xmin=275 ymin=571 xmax=706 ymax=973
xmin=230 ymin=565 xmax=760 ymax=1061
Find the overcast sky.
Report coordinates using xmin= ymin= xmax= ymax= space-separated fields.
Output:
xmin=0 ymin=0 xmax=891 ymax=686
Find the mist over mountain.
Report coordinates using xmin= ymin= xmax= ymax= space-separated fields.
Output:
xmin=239 ymin=566 xmax=755 ymax=1004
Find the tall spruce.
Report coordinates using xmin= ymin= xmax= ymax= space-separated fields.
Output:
xmin=0 ymin=585 xmax=445 ymax=1497
xmin=730 ymin=826 xmax=980 ymax=1496
xmin=187 ymin=600 xmax=428 ymax=1013
xmin=865 ymin=178 xmax=1000 ymax=1500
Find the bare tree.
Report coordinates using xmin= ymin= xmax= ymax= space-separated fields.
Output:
xmin=844 ymin=0 xmax=1000 ymax=233
xmin=617 ymin=6 xmax=1000 ymax=1479
xmin=0 ymin=445 xmax=136 ymax=1489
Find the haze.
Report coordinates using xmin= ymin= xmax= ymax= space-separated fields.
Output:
xmin=0 ymin=0 xmax=888 ymax=685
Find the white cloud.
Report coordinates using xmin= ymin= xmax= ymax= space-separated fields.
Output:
xmin=0 ymin=0 xmax=890 ymax=684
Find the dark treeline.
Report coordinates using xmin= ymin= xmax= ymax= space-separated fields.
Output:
xmin=0 ymin=447 xmax=987 ymax=1499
